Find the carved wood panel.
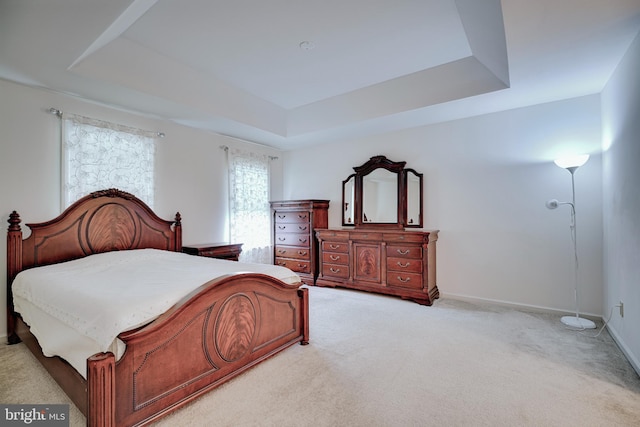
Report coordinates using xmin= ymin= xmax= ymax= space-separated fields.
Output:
xmin=353 ymin=243 xmax=381 ymax=282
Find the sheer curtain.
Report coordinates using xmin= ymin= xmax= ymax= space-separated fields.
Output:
xmin=62 ymin=113 xmax=157 ymax=208
xmin=226 ymin=146 xmax=272 ymax=264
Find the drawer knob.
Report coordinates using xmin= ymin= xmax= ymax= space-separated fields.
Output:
xmin=396 ymin=249 xmax=410 ymax=255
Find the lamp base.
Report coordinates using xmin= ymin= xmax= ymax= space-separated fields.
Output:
xmin=561 ymin=315 xmax=596 ymax=329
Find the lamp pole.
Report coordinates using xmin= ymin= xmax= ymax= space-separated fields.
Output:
xmin=560 ymin=166 xmax=596 ymax=329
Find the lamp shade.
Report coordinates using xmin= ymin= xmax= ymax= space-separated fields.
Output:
xmin=554 ymin=154 xmax=589 ymax=169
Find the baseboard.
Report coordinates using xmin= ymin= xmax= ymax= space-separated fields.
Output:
xmin=606 ymin=324 xmax=640 ymax=377
xmin=439 ymin=292 xmax=601 ymax=321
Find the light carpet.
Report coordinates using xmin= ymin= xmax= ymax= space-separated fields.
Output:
xmin=1 ymin=286 xmax=639 ymax=426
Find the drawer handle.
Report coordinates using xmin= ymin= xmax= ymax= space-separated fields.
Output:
xmin=278 ymin=237 xmax=286 ymax=241
xmin=329 ymin=244 xmax=340 ymax=249
xmin=330 ymin=267 xmax=341 ymax=273
xmin=297 ymin=214 xmax=307 ymax=219
xmin=278 ymin=225 xmax=286 ymax=229
xmin=396 ymin=261 xmax=410 ymax=268
xmin=396 ymin=249 xmax=410 ymax=255
xmin=298 ymin=250 xmax=308 ymax=256
xmin=297 ymin=263 xmax=306 ymax=268
xmin=278 ymin=214 xmax=286 ymax=219
xmin=397 ymin=276 xmax=411 ymax=283
xmin=277 ymin=261 xmax=286 ymax=266
xmin=277 ymin=249 xmax=286 ymax=254
xmin=329 ymin=255 xmax=341 ymax=261
xmin=298 ymin=225 xmax=308 ymax=230
xmin=298 ymin=238 xmax=308 ymax=243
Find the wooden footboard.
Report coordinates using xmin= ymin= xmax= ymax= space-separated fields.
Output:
xmin=89 ymin=273 xmax=309 ymax=427
xmin=16 ymin=274 xmax=308 ymax=427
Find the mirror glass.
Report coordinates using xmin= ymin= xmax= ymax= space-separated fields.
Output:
xmin=407 ymin=170 xmax=421 ymax=226
xmin=362 ymin=168 xmax=398 ymax=223
xmin=343 ymin=175 xmax=355 ymax=225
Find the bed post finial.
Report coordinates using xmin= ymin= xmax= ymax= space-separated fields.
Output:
xmin=8 ymin=210 xmax=21 ymax=232
xmin=174 ymin=212 xmax=182 ymax=252
xmin=7 ymin=211 xmax=23 ymax=344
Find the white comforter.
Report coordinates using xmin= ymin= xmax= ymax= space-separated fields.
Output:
xmin=12 ymin=249 xmax=301 ymax=377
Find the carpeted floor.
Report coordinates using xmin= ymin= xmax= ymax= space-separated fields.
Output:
xmin=2 ymin=286 xmax=639 ymax=426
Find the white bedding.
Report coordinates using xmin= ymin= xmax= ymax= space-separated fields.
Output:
xmin=12 ymin=249 xmax=301 ymax=378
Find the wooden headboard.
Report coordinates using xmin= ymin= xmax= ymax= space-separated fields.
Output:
xmin=6 ymin=188 xmax=182 ymax=341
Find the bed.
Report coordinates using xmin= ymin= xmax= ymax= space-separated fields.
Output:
xmin=6 ymin=188 xmax=309 ymax=427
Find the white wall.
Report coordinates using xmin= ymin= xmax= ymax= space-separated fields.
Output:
xmin=0 ymin=79 xmax=283 ymax=340
xmin=283 ymin=95 xmax=604 ymax=315
xmin=601 ymin=31 xmax=640 ymax=374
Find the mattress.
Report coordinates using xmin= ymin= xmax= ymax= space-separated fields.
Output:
xmin=12 ymin=248 xmax=301 ymax=377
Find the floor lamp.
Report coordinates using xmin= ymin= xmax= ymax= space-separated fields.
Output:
xmin=546 ymin=154 xmax=596 ymax=329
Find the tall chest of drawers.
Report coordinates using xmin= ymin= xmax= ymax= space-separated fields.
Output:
xmin=315 ymin=228 xmax=439 ymax=305
xmin=270 ymin=200 xmax=330 ymax=285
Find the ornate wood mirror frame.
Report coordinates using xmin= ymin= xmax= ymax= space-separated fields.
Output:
xmin=342 ymin=155 xmax=423 ymax=228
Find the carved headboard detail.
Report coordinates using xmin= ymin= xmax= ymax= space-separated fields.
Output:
xmin=7 ymin=188 xmax=182 ymax=283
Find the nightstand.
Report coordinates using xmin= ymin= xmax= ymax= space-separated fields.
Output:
xmin=182 ymin=242 xmax=243 ymax=261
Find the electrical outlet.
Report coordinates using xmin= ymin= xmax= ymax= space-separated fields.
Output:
xmin=619 ymin=301 xmax=624 ymax=318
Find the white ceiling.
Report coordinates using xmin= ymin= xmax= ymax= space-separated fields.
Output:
xmin=1 ymin=0 xmax=640 ymax=150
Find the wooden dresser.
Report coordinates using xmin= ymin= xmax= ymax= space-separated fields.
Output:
xmin=315 ymin=228 xmax=439 ymax=305
xmin=270 ymin=200 xmax=330 ymax=285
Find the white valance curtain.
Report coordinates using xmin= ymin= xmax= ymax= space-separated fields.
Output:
xmin=62 ymin=113 xmax=158 ymax=208
xmin=225 ymin=146 xmax=272 ymax=264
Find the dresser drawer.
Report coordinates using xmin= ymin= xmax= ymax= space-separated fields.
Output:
xmin=387 ymin=271 xmax=423 ymax=289
xmin=321 ymin=241 xmax=349 ymax=253
xmin=323 ymin=251 xmax=348 ymax=265
xmin=387 ymin=257 xmax=422 ymax=273
xmin=322 ymin=263 xmax=349 ymax=279
xmin=350 ymin=232 xmax=383 ymax=241
xmin=275 ymin=257 xmax=311 ymax=274
xmin=275 ymin=222 xmax=310 ymax=233
xmin=275 ymin=232 xmax=311 ymax=247
xmin=383 ymin=232 xmax=427 ymax=244
xmin=386 ymin=245 xmax=422 ymax=259
xmin=317 ymin=230 xmax=350 ymax=240
xmin=275 ymin=246 xmax=310 ymax=260
xmin=274 ymin=211 xmax=310 ymax=224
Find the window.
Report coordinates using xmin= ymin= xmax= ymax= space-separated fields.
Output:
xmin=226 ymin=147 xmax=272 ymax=264
xmin=62 ymin=113 xmax=157 ymax=208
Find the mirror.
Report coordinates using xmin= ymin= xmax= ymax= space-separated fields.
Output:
xmin=342 ymin=174 xmax=355 ymax=225
xmin=342 ymin=155 xmax=423 ymax=228
xmin=405 ymin=169 xmax=422 ymax=226
xmin=362 ymin=168 xmax=398 ymax=223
